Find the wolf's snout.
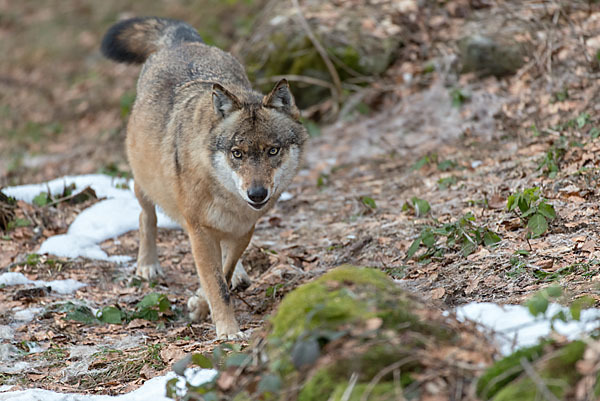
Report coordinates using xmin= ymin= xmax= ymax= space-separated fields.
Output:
xmin=247 ymin=186 xmax=268 ymax=204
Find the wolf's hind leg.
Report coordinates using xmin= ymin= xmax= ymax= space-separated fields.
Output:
xmin=134 ymin=185 xmax=164 ymax=280
xmin=188 ymin=286 xmax=210 ymax=321
xmin=231 ymin=261 xmax=251 ymax=290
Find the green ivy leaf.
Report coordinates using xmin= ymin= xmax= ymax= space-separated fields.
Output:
xmin=361 ymin=196 xmax=376 ymax=209
xmin=527 ymin=294 xmax=549 ymax=316
xmin=570 ymin=296 xmax=595 ymax=321
xmin=406 ymin=237 xmax=421 ymax=259
xmin=224 ymin=352 xmax=251 ymax=368
xmin=527 ymin=213 xmax=548 ymax=238
xmin=421 ymin=229 xmax=436 ymax=248
xmin=545 ymin=285 xmax=562 ymax=298
xmin=65 ymin=304 xmax=99 ymax=325
xmin=411 ymin=197 xmax=430 ymax=217
xmin=192 ymin=353 xmax=214 ymax=369
xmin=257 ymin=374 xmax=282 ymax=395
xmin=483 ymin=231 xmax=501 ymax=246
xmin=137 ymin=292 xmax=162 ymax=309
xmin=32 ymin=192 xmax=50 ymax=207
xmin=537 ymin=202 xmax=556 ymax=220
xmin=506 ymin=194 xmax=516 ymax=211
xmin=98 ymin=306 xmax=123 ymax=324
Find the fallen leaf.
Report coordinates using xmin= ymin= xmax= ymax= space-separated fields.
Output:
xmin=430 ymin=287 xmax=445 ymax=300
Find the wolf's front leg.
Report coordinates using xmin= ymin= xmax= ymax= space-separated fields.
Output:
xmin=134 ymin=185 xmax=164 ymax=280
xmin=221 ymin=229 xmax=253 ymax=290
xmin=187 ymin=226 xmax=240 ymax=339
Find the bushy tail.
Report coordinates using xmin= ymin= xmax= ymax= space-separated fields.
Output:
xmin=101 ymin=17 xmax=203 ymax=64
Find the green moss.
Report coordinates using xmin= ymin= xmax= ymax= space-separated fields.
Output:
xmin=298 ymin=368 xmax=338 ymax=401
xmin=332 ymin=45 xmax=361 ymax=73
xmin=269 ymin=266 xmax=398 ymax=341
xmin=493 ymin=340 xmax=587 ymax=401
xmin=330 ymin=382 xmax=398 ymax=401
xmin=476 ymin=341 xmax=549 ymax=400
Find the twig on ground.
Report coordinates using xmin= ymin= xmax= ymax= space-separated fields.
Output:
xmin=520 ymin=356 xmax=561 ymax=401
xmin=359 ymin=356 xmax=415 ymax=401
xmin=339 ymin=372 xmax=359 ymax=401
xmin=232 ymin=291 xmax=253 ymax=310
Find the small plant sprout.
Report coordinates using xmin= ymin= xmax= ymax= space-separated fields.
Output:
xmin=507 ymin=187 xmax=557 ymax=238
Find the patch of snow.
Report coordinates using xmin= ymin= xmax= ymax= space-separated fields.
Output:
xmin=0 ymin=369 xmax=217 ymax=400
xmin=0 ymin=272 xmax=85 ymax=295
xmin=0 ymin=273 xmax=31 ymax=286
xmin=13 ymin=308 xmax=42 ymax=322
xmin=457 ymin=302 xmax=600 ymax=355
xmin=43 ymin=279 xmax=87 ymax=295
xmin=279 ymin=191 xmax=293 ymax=201
xmin=4 ymin=175 xmax=178 ymax=263
xmin=470 ymin=160 xmax=483 ymax=168
xmin=0 ymin=326 xmax=13 ymax=340
xmin=0 ymin=386 xmax=14 ymax=393
xmin=25 ymin=343 xmax=44 ymax=354
xmin=174 ymin=368 xmax=218 ymax=395
xmin=3 ymin=175 xmax=131 ymax=204
xmin=0 ymin=361 xmax=31 ymax=375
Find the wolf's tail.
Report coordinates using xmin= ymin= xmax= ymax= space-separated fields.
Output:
xmin=101 ymin=17 xmax=203 ymax=64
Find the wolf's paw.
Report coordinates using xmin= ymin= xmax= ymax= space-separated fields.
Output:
xmin=187 ymin=293 xmax=210 ymax=322
xmin=217 ymin=330 xmax=249 ymax=341
xmin=231 ymin=261 xmax=251 ymax=291
xmin=136 ymin=262 xmax=164 ymax=281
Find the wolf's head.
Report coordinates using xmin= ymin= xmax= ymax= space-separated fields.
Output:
xmin=209 ymin=80 xmax=308 ymax=210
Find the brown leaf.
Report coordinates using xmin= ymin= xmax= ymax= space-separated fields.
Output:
xmin=139 ymin=364 xmax=158 ymax=379
xmin=365 ymin=317 xmax=383 ymax=331
xmin=160 ymin=345 xmax=185 ymax=365
xmin=217 ymin=371 xmax=236 ymax=391
xmin=581 ymin=240 xmax=596 ymax=252
xmin=488 ymin=194 xmax=506 ymax=209
xmin=430 ymin=287 xmax=445 ymax=300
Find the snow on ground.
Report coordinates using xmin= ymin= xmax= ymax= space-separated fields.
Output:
xmin=457 ymin=302 xmax=600 ymax=355
xmin=0 ymin=369 xmax=217 ymax=401
xmin=0 ymin=272 xmax=85 ymax=295
xmin=4 ymin=175 xmax=178 ymax=262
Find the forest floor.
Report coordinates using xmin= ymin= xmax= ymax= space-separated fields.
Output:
xmin=1 ymin=0 xmax=600 ymax=396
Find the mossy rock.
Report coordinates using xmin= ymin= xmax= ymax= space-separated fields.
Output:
xmin=235 ymin=2 xmax=403 ymax=109
xmin=263 ymin=265 xmax=491 ymax=400
xmin=458 ymin=34 xmax=526 ymax=78
xmin=477 ymin=339 xmax=591 ymax=401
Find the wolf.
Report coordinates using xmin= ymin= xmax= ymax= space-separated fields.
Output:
xmin=101 ymin=17 xmax=308 ymax=339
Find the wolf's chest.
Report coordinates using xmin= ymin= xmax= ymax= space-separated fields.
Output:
xmin=203 ymin=200 xmax=258 ymax=237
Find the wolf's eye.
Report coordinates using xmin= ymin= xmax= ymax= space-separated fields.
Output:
xmin=268 ymin=147 xmax=280 ymax=156
xmin=232 ymin=149 xmax=243 ymax=159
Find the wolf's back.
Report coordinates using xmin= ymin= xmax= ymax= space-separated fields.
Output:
xmin=101 ymin=17 xmax=203 ymax=64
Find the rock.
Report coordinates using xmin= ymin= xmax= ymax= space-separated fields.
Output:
xmin=234 ymin=1 xmax=405 ymax=109
xmin=226 ymin=265 xmax=493 ymax=400
xmin=459 ymin=34 xmax=526 ymax=77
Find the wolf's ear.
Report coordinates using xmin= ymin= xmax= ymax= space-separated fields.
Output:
xmin=263 ymin=79 xmax=299 ymax=119
xmin=212 ymin=84 xmax=241 ymax=118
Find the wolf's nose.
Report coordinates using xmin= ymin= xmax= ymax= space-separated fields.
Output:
xmin=247 ymin=186 xmax=268 ymax=203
